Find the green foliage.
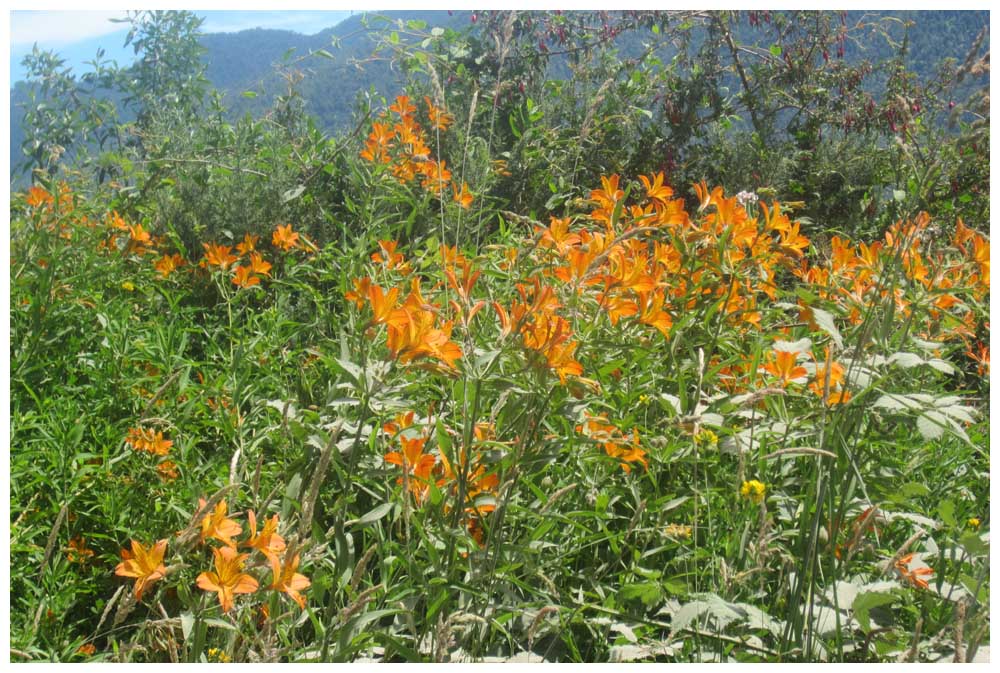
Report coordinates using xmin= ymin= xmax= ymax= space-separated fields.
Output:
xmin=9 ymin=9 xmax=989 ymax=664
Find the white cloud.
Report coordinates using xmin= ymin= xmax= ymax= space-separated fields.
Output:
xmin=11 ymin=11 xmax=129 ymax=46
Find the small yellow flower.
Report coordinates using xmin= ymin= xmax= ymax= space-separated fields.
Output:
xmin=740 ymin=480 xmax=766 ymax=504
xmin=638 ymin=394 xmax=650 ymax=405
xmin=121 ymin=281 xmax=135 ymax=291
xmin=664 ymin=523 xmax=693 ymax=540
xmin=695 ymin=429 xmax=718 ymax=445
xmin=968 ymin=517 xmax=981 ymax=529
xmin=207 ymin=648 xmax=231 ymax=663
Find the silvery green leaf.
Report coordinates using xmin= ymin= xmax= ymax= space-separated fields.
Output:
xmin=700 ymin=412 xmax=724 ymax=427
xmin=873 ymin=394 xmax=918 ymax=411
xmin=610 ymin=622 xmax=638 ymax=643
xmin=917 ymin=414 xmax=945 ymax=440
xmin=773 ymin=337 xmax=812 ymax=353
xmin=936 ymin=404 xmax=976 ymax=424
xmin=926 ymin=358 xmax=955 ymax=374
xmin=809 ymin=307 xmax=843 ymax=349
xmin=911 ymin=337 xmax=943 ymax=350
xmin=888 ymin=352 xmax=924 ymax=368
xmin=658 ymin=394 xmax=682 ymax=414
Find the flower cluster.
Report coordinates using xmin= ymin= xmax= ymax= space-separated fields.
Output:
xmin=113 ymin=500 xmax=310 ymax=613
xmin=360 ymin=94 xmax=473 ymax=209
xmin=346 ymin=244 xmax=464 ymax=371
xmin=125 ymin=426 xmax=178 ymax=481
xmin=576 ymin=412 xmax=648 ymax=473
xmin=381 ymin=411 xmax=499 ymax=546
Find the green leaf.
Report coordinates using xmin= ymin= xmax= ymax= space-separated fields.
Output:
xmin=809 ymin=306 xmax=843 ymax=349
xmin=899 ymin=482 xmax=930 ymax=498
xmin=620 ymin=581 xmax=663 ymax=607
xmin=959 ymin=532 xmax=988 ymax=557
xmin=354 ymin=502 xmax=393 ymax=527
xmin=852 ymin=591 xmax=897 ymax=633
xmin=769 ymin=44 xmax=782 ymax=57
xmin=937 ymin=499 xmax=957 ymax=527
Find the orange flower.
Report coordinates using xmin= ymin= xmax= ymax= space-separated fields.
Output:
xmin=269 ymin=552 xmax=311 ymax=609
xmin=126 ymin=224 xmax=153 ymax=255
xmin=126 ymin=427 xmax=173 ymax=456
xmin=389 ymin=94 xmax=416 ymax=118
xmin=154 ymin=253 xmax=185 ymax=279
xmin=248 ymin=252 xmax=272 ymax=276
xmin=196 ymin=546 xmax=259 ymax=613
xmin=966 ymin=342 xmax=989 ymax=377
xmin=115 ymin=539 xmax=168 ymax=601
xmin=371 ymin=240 xmax=411 ymax=273
xmin=345 ymin=276 xmax=373 ymax=309
xmin=762 ymin=349 xmax=808 ymax=387
xmin=199 ymin=499 xmax=242 ymax=548
xmin=577 ymin=414 xmax=647 ymax=473
xmin=537 ymin=216 xmax=582 ymax=256
xmin=77 ymin=643 xmax=96 ymax=656
xmin=26 ymin=185 xmax=55 ymax=209
xmin=272 ymin=224 xmax=300 ymax=251
xmin=452 ymin=181 xmax=473 ymax=209
xmin=232 ymin=265 xmax=260 ymax=288
xmin=809 ymin=350 xmax=850 ymax=404
xmin=367 ymin=284 xmax=401 ymax=326
xmin=67 ymin=536 xmax=95 ymax=563
xmin=639 ymin=172 xmax=674 ymax=204
xmin=385 ymin=434 xmax=437 ymax=500
xmin=245 ymin=510 xmax=286 ymax=563
xmin=360 ymin=121 xmax=395 ymax=163
xmin=425 ymin=95 xmax=454 ymax=131
xmin=202 ymin=242 xmax=238 ymax=270
xmin=236 ymin=233 xmax=259 ymax=256
xmin=156 ymin=460 xmax=179 ymax=481
xmin=894 ymin=553 xmax=934 ymax=590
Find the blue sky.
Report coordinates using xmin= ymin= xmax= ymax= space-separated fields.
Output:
xmin=9 ymin=10 xmax=357 ymax=83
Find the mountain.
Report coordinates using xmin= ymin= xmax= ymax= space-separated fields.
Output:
xmin=9 ymin=10 xmax=989 ymax=182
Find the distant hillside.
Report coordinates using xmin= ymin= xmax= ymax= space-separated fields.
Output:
xmin=9 ymin=10 xmax=988 ymax=181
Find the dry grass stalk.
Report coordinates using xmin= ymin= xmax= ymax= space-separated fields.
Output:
xmin=527 ymin=605 xmax=560 ymax=648
xmin=299 ymin=421 xmax=343 ymax=537
xmin=350 ymin=543 xmax=378 ymax=593
xmin=539 ymin=483 xmax=577 ymax=515
xmin=38 ymin=502 xmax=68 ymax=580
xmin=340 ymin=583 xmax=384 ymax=623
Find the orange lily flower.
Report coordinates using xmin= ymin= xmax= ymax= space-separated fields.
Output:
xmin=197 ymin=546 xmax=259 ymax=612
xmin=232 ymin=265 xmax=260 ymax=288
xmin=894 ymin=553 xmax=934 ymax=590
xmin=639 ymin=172 xmax=674 ymax=204
xmin=248 ymin=252 xmax=272 ymax=276
xmin=762 ymin=349 xmax=808 ymax=387
xmin=202 ymin=242 xmax=238 ymax=270
xmin=452 ymin=181 xmax=474 ymax=209
xmin=154 ymin=253 xmax=185 ymax=279
xmin=272 ymin=224 xmax=300 ymax=251
xmin=385 ymin=434 xmax=437 ymax=500
xmin=115 ymin=539 xmax=168 ymax=601
xmin=425 ymin=96 xmax=454 ymax=131
xmin=245 ymin=511 xmax=286 ymax=562
xmin=269 ymin=552 xmax=311 ymax=609
xmin=236 ymin=233 xmax=259 ymax=256
xmin=199 ymin=499 xmax=242 ymax=548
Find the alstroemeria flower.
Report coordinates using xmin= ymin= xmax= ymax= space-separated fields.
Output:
xmin=114 ymin=539 xmax=168 ymax=601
